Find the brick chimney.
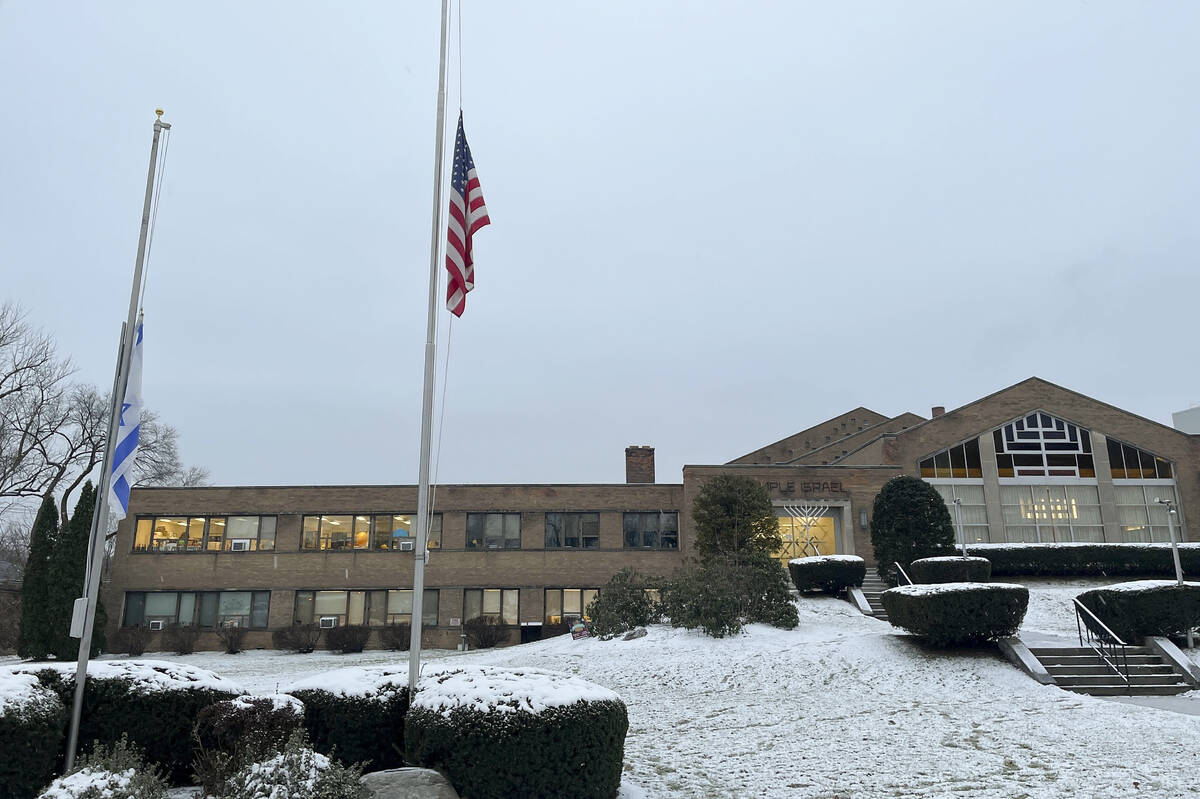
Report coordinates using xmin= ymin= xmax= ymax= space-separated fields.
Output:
xmin=931 ymin=406 xmax=946 ymax=418
xmin=625 ymin=446 xmax=655 ymax=483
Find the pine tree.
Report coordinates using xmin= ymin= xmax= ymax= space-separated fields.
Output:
xmin=17 ymin=493 xmax=58 ymax=659
xmin=691 ymin=474 xmax=781 ymax=561
xmin=47 ymin=481 xmax=106 ymax=659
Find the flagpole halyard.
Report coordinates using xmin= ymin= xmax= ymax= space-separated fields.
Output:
xmin=408 ymin=0 xmax=454 ymax=693
xmin=64 ymin=111 xmax=168 ymax=772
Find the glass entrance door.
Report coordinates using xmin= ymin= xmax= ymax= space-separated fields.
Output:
xmin=775 ymin=508 xmax=838 ymax=566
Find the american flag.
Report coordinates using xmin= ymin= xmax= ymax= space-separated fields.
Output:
xmin=446 ymin=112 xmax=490 ymax=316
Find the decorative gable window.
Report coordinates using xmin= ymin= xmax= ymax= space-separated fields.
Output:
xmin=1106 ymin=438 xmax=1173 ymax=480
xmin=993 ymin=413 xmax=1095 ymax=478
xmin=919 ymin=439 xmax=982 ymax=478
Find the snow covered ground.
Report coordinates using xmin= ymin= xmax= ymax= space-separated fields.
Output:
xmin=7 ymin=584 xmax=1200 ymax=798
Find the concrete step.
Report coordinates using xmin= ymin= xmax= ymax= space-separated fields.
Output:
xmin=1028 ymin=646 xmax=1152 ymax=657
xmin=1041 ymin=664 xmax=1176 ymax=676
xmin=1061 ymin=684 xmax=1192 ymax=696
xmin=1037 ymin=656 xmax=1164 ymax=669
xmin=1053 ymin=673 xmax=1188 ymax=687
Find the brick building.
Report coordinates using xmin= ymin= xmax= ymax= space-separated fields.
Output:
xmin=104 ymin=377 xmax=1199 ymax=650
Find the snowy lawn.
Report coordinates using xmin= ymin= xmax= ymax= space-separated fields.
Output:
xmin=7 ymin=584 xmax=1200 ymax=797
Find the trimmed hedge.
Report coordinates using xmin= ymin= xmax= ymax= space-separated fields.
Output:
xmin=908 ymin=556 xmax=991 ymax=584
xmin=25 ymin=662 xmax=241 ymax=785
xmin=971 ymin=543 xmax=1200 ymax=578
xmin=1076 ymin=581 xmax=1200 ymax=643
xmin=788 ymin=555 xmax=865 ymax=594
xmin=405 ymin=667 xmax=627 ymax=799
xmin=0 ymin=674 xmax=65 ymax=799
xmin=881 ymin=583 xmax=1029 ymax=647
xmin=290 ymin=670 xmax=409 ymax=771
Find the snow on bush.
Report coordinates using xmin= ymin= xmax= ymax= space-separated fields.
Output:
xmin=11 ymin=659 xmax=244 ymax=695
xmin=907 ymin=556 xmax=991 ymax=584
xmin=193 ymin=694 xmax=309 ymax=796
xmin=222 ymin=730 xmax=364 ymax=799
xmin=1077 ymin=580 xmax=1200 ymax=642
xmin=406 ymin=665 xmax=628 ymax=799
xmin=0 ymin=671 xmax=66 ymax=799
xmin=287 ymin=667 xmax=409 ymax=771
xmin=970 ymin=542 xmax=1200 ymax=577
xmin=37 ymin=736 xmax=167 ymax=799
xmin=788 ymin=555 xmax=865 ymax=594
xmin=882 ymin=582 xmax=1029 ymax=646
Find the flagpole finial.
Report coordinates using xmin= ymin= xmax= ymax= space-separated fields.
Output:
xmin=155 ymin=108 xmax=163 ymax=119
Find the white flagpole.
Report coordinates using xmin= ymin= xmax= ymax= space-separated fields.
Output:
xmin=64 ymin=110 xmax=169 ymax=772
xmin=408 ymin=0 xmax=453 ymax=693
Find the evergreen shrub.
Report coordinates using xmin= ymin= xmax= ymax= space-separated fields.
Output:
xmin=908 ymin=556 xmax=991 ymax=584
xmin=972 ymin=543 xmax=1200 ymax=578
xmin=192 ymin=694 xmax=306 ymax=796
xmin=463 ymin=616 xmax=509 ymax=649
xmin=586 ymin=569 xmax=657 ymax=639
xmin=378 ymin=623 xmax=410 ymax=651
xmin=325 ymin=624 xmax=371 ymax=654
xmin=163 ymin=623 xmax=201 ymax=655
xmin=289 ymin=669 xmax=409 ymax=771
xmin=223 ymin=729 xmax=365 ymax=799
xmin=273 ymin=624 xmax=321 ymax=654
xmin=870 ymin=476 xmax=955 ymax=585
xmin=1076 ymin=581 xmax=1200 ymax=643
xmin=0 ymin=672 xmax=65 ymax=799
xmin=405 ymin=666 xmax=627 ymax=799
xmin=788 ymin=555 xmax=866 ymax=594
xmin=37 ymin=735 xmax=168 ymax=799
xmin=881 ymin=583 xmax=1028 ymax=647
xmin=216 ymin=625 xmax=247 ymax=654
xmin=661 ymin=551 xmax=797 ymax=638
xmin=27 ymin=662 xmax=241 ymax=785
xmin=45 ymin=483 xmax=106 ymax=660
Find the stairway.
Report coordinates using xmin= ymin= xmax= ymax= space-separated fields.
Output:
xmin=860 ymin=574 xmax=890 ymax=621
xmin=1027 ymin=646 xmax=1193 ymax=696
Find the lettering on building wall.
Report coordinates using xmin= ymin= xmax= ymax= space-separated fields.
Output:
xmin=759 ymin=480 xmax=843 ymax=496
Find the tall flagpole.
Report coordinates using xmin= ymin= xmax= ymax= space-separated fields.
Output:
xmin=409 ymin=0 xmax=453 ymax=692
xmin=64 ymin=111 xmax=169 ymax=771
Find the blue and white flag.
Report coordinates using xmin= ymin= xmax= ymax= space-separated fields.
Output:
xmin=108 ymin=319 xmax=143 ymax=520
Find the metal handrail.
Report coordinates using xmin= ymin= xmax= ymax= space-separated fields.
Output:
xmin=893 ymin=562 xmax=913 ymax=586
xmin=1073 ymin=598 xmax=1131 ymax=690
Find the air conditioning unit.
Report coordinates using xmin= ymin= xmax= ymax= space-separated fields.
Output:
xmin=229 ymin=539 xmax=251 ymax=552
xmin=398 ymin=540 xmax=416 ymax=551
xmin=319 ymin=617 xmax=338 ymax=629
xmin=148 ymin=619 xmax=165 ymax=631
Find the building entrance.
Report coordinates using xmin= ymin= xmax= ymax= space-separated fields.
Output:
xmin=774 ymin=504 xmax=839 ymax=566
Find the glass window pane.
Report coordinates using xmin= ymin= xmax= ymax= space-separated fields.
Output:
xmin=464 ymin=589 xmax=482 ymax=621
xmin=1115 ymin=486 xmax=1146 ymax=505
xmin=466 ymin=514 xmax=485 ymax=549
xmin=152 ymin=517 xmax=188 ymax=552
xmin=348 ymin=591 xmax=366 ymax=625
xmin=198 ymin=593 xmax=218 ymax=627
xmin=367 ymin=590 xmax=387 ymax=625
xmin=933 ymin=450 xmax=951 ymax=478
xmin=324 ymin=516 xmax=353 ymax=550
xmin=388 ymin=590 xmax=413 ymax=615
xmin=504 ymin=514 xmax=521 ymax=548
xmin=250 ymin=592 xmax=270 ymax=628
xmin=294 ymin=591 xmax=314 ymax=624
xmin=207 ymin=517 xmax=226 ymax=551
xmin=178 ymin=593 xmax=196 ymax=625
xmin=422 ymin=589 xmax=439 ymax=626
xmin=353 ymin=516 xmax=371 ymax=550
xmin=123 ymin=593 xmax=145 ymax=626
xmin=582 ymin=589 xmax=598 ymax=615
xmin=563 ymin=589 xmax=582 ymax=616
xmin=145 ymin=592 xmax=177 ymax=619
xmin=623 ymin=514 xmax=639 ymax=547
xmin=545 ymin=513 xmax=562 ymax=547
xmin=964 ymin=439 xmax=982 ymax=477
xmin=919 ymin=458 xmax=935 ymax=478
xmin=562 ymin=514 xmax=580 ymax=548
xmin=219 ymin=592 xmax=252 ymax=619
xmin=226 ymin=516 xmax=259 ymax=540
xmin=949 ymin=445 xmax=967 ymax=478
xmin=315 ymin=590 xmax=348 ymax=615
xmin=545 ymin=589 xmax=562 ymax=623
xmin=428 ymin=514 xmax=442 ymax=549
xmin=187 ymin=518 xmax=206 ymax=551
xmin=502 ymin=589 xmax=519 ymax=625
xmin=134 ymin=520 xmax=152 ymax=551
xmin=483 ymin=589 xmax=501 ymax=615
xmin=258 ymin=517 xmax=276 ymax=551
xmin=302 ymin=516 xmax=321 ymax=550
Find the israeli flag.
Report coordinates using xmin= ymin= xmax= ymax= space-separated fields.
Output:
xmin=108 ymin=320 xmax=143 ymax=520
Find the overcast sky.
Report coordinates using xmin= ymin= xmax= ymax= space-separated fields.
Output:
xmin=2 ymin=1 xmax=1198 ymax=488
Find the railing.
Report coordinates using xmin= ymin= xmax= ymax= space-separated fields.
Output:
xmin=893 ymin=562 xmax=914 ymax=586
xmin=1073 ymin=598 xmax=1131 ymax=690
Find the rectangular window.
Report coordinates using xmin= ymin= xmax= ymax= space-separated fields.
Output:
xmin=544 ymin=588 xmax=600 ymax=624
xmin=623 ymin=512 xmax=679 ymax=549
xmin=930 ymin=483 xmax=990 ymax=543
xmin=353 ymin=516 xmax=371 ymax=550
xmin=123 ymin=590 xmax=268 ymax=629
xmin=1115 ymin=484 xmax=1180 ymax=542
xmin=301 ymin=513 xmax=441 ymax=551
xmin=545 ymin=513 xmax=601 ymax=549
xmin=466 ymin=513 xmax=522 ymax=549
xmin=207 ymin=517 xmax=226 ymax=551
xmin=385 ymin=589 xmax=439 ymax=625
xmin=134 ymin=515 xmax=277 ymax=554
xmin=464 ymin=588 xmax=519 ymax=625
xmin=1000 ymin=484 xmax=1102 ymax=543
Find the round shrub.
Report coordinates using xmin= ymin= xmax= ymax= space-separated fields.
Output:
xmin=326 ymin=624 xmax=371 ymax=654
xmin=587 ymin=568 xmax=657 ymax=639
xmin=0 ymin=671 xmax=65 ymax=799
xmin=908 ymin=556 xmax=991 ymax=584
xmin=870 ymin=475 xmax=955 ymax=585
xmin=1076 ymin=580 xmax=1200 ymax=643
xmin=881 ymin=583 xmax=1029 ymax=647
xmin=192 ymin=694 xmax=306 ymax=795
xmin=273 ymin=623 xmax=321 ymax=654
xmin=288 ymin=666 xmax=410 ymax=771
xmin=788 ymin=555 xmax=866 ymax=594
xmin=405 ymin=666 xmax=627 ymax=799
xmin=464 ymin=616 xmax=509 ymax=649
xmin=21 ymin=660 xmax=242 ymax=785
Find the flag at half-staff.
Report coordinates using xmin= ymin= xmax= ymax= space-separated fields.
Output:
xmin=445 ymin=111 xmax=491 ymax=316
xmin=107 ymin=316 xmax=143 ymax=520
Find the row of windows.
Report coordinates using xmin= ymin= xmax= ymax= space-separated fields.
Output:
xmin=928 ymin=481 xmax=1181 ymax=544
xmin=294 ymin=589 xmax=440 ymax=627
xmin=135 ymin=511 xmax=681 ymax=553
xmin=122 ymin=591 xmax=271 ymax=629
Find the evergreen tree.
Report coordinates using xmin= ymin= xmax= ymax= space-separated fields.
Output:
xmin=17 ymin=493 xmax=58 ymax=659
xmin=691 ymin=474 xmax=781 ymax=560
xmin=47 ymin=481 xmax=106 ymax=659
xmin=870 ymin=475 xmax=956 ymax=585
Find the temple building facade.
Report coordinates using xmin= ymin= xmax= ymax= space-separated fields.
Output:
xmin=103 ymin=377 xmax=1198 ymax=649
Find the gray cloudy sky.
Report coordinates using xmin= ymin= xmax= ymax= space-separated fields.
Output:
xmin=2 ymin=1 xmax=1198 ymax=488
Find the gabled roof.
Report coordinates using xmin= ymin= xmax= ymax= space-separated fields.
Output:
xmin=727 ymin=407 xmax=890 ymax=465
